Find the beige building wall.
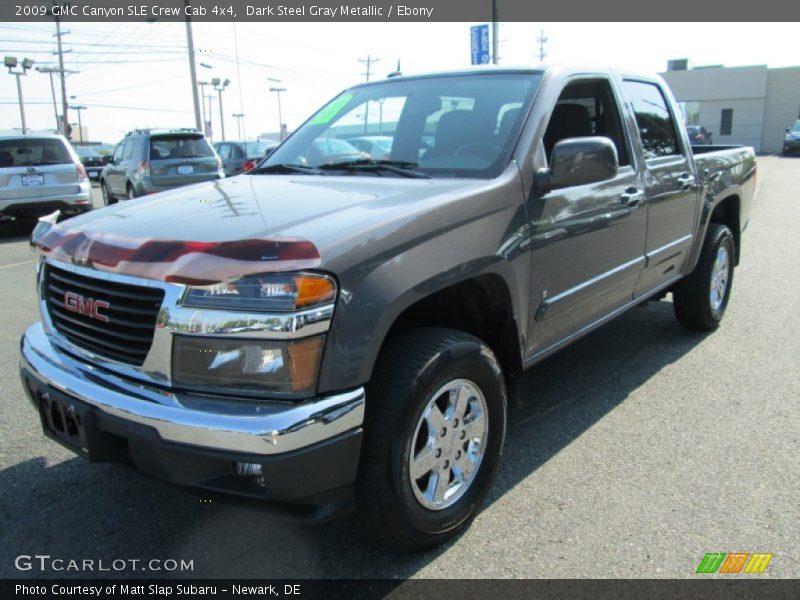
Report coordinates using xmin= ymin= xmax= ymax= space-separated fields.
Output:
xmin=660 ymin=64 xmax=800 ymax=153
xmin=762 ymin=67 xmax=800 ymax=153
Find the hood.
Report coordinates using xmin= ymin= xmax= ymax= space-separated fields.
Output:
xmin=33 ymin=174 xmax=481 ymax=284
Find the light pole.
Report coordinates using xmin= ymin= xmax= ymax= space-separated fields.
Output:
xmin=198 ymin=81 xmax=210 ymax=135
xmin=71 ymin=105 xmax=87 ymax=143
xmin=5 ymin=56 xmax=34 ymax=134
xmin=232 ymin=113 xmax=244 ymax=140
xmin=212 ymin=77 xmax=230 ymax=141
xmin=36 ymin=65 xmax=61 ymax=131
xmin=269 ymin=86 xmax=286 ymax=140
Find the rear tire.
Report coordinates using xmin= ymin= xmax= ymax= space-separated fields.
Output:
xmin=673 ymin=223 xmax=735 ymax=331
xmin=100 ymin=181 xmax=116 ymax=206
xmin=357 ymin=327 xmax=507 ymax=550
xmin=126 ymin=183 xmax=136 ymax=201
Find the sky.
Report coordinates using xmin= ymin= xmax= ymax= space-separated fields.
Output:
xmin=0 ymin=21 xmax=797 ymax=143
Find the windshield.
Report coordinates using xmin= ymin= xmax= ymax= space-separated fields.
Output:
xmin=150 ymin=135 xmax=215 ymax=160
xmin=792 ymin=120 xmax=800 ymax=133
xmin=263 ymin=73 xmax=541 ymax=178
xmin=0 ymin=138 xmax=71 ymax=167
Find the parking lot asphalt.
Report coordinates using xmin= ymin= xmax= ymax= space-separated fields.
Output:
xmin=0 ymin=158 xmax=797 ymax=580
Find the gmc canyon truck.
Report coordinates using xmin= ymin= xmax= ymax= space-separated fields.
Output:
xmin=20 ymin=66 xmax=755 ymax=549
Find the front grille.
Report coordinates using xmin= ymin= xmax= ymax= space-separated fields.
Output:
xmin=43 ymin=264 xmax=164 ymax=366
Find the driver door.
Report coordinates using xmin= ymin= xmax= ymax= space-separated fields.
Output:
xmin=525 ymin=76 xmax=648 ymax=358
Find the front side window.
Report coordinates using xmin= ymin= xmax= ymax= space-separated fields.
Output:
xmin=263 ymin=73 xmax=541 ymax=179
xmin=622 ymin=81 xmax=681 ymax=159
xmin=543 ymin=78 xmax=631 ymax=167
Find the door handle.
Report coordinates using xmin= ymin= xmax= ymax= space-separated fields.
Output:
xmin=620 ymin=187 xmax=644 ymax=208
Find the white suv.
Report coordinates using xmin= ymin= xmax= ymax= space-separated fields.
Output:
xmin=0 ymin=132 xmax=92 ymax=221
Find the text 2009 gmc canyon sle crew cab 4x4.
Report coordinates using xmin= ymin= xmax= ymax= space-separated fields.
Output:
xmin=20 ymin=66 xmax=755 ymax=549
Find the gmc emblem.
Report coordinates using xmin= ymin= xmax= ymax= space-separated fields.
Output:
xmin=64 ymin=291 xmax=110 ymax=323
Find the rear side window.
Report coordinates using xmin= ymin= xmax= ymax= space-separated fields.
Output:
xmin=150 ymin=135 xmax=215 ymax=160
xmin=622 ymin=81 xmax=681 ymax=159
xmin=0 ymin=138 xmax=71 ymax=167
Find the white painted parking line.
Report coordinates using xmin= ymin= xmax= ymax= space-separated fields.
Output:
xmin=0 ymin=259 xmax=36 ymax=271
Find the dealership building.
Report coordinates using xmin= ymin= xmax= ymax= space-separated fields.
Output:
xmin=660 ymin=60 xmax=800 ymax=153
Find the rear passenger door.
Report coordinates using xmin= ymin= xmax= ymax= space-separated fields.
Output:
xmin=526 ymin=77 xmax=648 ymax=357
xmin=620 ymin=80 xmax=700 ymax=296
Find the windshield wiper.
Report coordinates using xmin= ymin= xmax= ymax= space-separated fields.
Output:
xmin=317 ymin=159 xmax=431 ymax=179
xmin=250 ymin=163 xmax=323 ymax=175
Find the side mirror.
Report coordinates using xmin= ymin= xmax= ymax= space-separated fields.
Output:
xmin=535 ymin=137 xmax=619 ymax=194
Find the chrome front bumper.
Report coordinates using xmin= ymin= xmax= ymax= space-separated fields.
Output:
xmin=20 ymin=322 xmax=365 ymax=456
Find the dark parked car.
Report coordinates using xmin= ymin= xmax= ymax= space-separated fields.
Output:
xmin=73 ymin=145 xmax=106 ymax=183
xmin=686 ymin=125 xmax=713 ymax=145
xmin=100 ymin=128 xmax=224 ymax=204
xmin=214 ymin=139 xmax=279 ymax=176
xmin=782 ymin=120 xmax=800 ymax=155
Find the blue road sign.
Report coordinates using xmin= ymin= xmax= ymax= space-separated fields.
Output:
xmin=470 ymin=24 xmax=490 ymax=65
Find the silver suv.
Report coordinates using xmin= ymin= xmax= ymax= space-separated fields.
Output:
xmin=0 ymin=132 xmax=92 ymax=221
xmin=100 ymin=128 xmax=224 ymax=204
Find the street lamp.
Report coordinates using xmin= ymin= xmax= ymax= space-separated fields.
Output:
xmin=70 ymin=105 xmax=87 ymax=143
xmin=212 ymin=77 xmax=230 ymax=141
xmin=232 ymin=113 xmax=244 ymax=140
xmin=5 ymin=56 xmax=34 ymax=134
xmin=269 ymin=86 xmax=287 ymax=140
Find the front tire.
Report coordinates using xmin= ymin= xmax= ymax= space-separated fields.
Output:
xmin=357 ymin=327 xmax=507 ymax=550
xmin=100 ymin=181 xmax=116 ymax=206
xmin=673 ymin=223 xmax=735 ymax=331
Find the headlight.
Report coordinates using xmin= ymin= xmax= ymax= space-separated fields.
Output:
xmin=173 ymin=335 xmax=325 ymax=398
xmin=182 ymin=272 xmax=336 ymax=312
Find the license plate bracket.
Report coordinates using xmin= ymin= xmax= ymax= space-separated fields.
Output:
xmin=38 ymin=390 xmax=100 ymax=461
xmin=22 ymin=174 xmax=45 ymax=186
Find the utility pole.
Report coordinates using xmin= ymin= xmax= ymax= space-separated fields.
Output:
xmin=205 ymin=94 xmax=215 ymax=140
xmin=358 ymin=55 xmax=379 ymax=134
xmin=359 ymin=55 xmax=380 ymax=82
xmin=54 ymin=18 xmax=70 ymax=137
xmin=184 ymin=1 xmax=203 ymax=131
xmin=491 ymin=0 xmax=499 ymax=65
xmin=536 ymin=29 xmax=548 ymax=64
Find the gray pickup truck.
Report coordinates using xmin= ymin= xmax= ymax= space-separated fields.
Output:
xmin=20 ymin=66 xmax=755 ymax=549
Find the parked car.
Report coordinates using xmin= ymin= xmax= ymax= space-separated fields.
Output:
xmin=0 ymin=132 xmax=92 ymax=221
xmin=99 ymin=128 xmax=224 ymax=205
xmin=22 ymin=66 xmax=755 ymax=550
xmin=304 ymin=138 xmax=367 ymax=165
xmin=347 ymin=136 xmax=394 ymax=160
xmin=782 ymin=119 xmax=800 ymax=155
xmin=73 ymin=145 xmax=106 ymax=182
xmin=686 ymin=125 xmax=713 ymax=145
xmin=214 ymin=139 xmax=279 ymax=177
